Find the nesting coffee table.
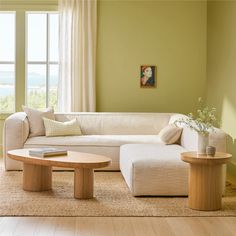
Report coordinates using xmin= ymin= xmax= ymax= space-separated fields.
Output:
xmin=7 ymin=149 xmax=111 ymax=199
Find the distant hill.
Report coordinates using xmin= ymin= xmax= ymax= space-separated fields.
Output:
xmin=0 ymin=71 xmax=58 ymax=87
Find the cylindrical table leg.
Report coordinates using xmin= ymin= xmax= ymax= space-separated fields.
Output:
xmin=23 ymin=163 xmax=52 ymax=191
xmin=189 ymin=164 xmax=223 ymax=211
xmin=74 ymin=168 xmax=94 ymax=199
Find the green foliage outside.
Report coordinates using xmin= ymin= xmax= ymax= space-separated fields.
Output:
xmin=0 ymin=95 xmax=14 ymax=113
xmin=0 ymin=90 xmax=58 ymax=112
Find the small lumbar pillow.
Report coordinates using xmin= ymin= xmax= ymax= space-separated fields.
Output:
xmin=43 ymin=117 xmax=82 ymax=137
xmin=159 ymin=124 xmax=182 ymax=144
xmin=22 ymin=106 xmax=55 ymax=137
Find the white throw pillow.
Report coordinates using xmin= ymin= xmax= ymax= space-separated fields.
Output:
xmin=159 ymin=124 xmax=182 ymax=144
xmin=22 ymin=106 xmax=55 ymax=137
xmin=43 ymin=117 xmax=82 ymax=137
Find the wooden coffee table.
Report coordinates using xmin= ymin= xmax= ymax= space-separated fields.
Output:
xmin=7 ymin=149 xmax=111 ymax=199
xmin=181 ymin=152 xmax=232 ymax=211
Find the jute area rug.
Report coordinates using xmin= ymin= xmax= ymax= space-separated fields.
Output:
xmin=1 ymin=167 xmax=236 ymax=216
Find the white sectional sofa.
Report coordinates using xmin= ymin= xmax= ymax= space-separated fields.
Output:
xmin=3 ymin=112 xmax=227 ymax=196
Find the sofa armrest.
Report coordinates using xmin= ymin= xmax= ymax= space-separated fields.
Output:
xmin=169 ymin=114 xmax=227 ymax=152
xmin=3 ymin=112 xmax=29 ymax=170
xmin=180 ymin=127 xmax=227 ymax=152
xmin=209 ymin=127 xmax=227 ymax=152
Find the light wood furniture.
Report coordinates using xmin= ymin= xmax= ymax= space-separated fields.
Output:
xmin=7 ymin=149 xmax=111 ymax=199
xmin=181 ymin=152 xmax=232 ymax=211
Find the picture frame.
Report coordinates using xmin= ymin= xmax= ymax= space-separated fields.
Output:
xmin=140 ymin=65 xmax=156 ymax=88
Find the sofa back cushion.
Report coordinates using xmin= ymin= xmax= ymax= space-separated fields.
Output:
xmin=43 ymin=117 xmax=82 ymax=137
xmin=54 ymin=113 xmax=173 ymax=135
xmin=23 ymin=106 xmax=55 ymax=137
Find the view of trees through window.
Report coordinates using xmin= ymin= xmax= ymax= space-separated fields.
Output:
xmin=27 ymin=12 xmax=59 ymax=110
xmin=0 ymin=12 xmax=59 ymax=113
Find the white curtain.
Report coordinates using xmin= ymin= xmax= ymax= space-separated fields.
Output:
xmin=58 ymin=0 xmax=97 ymax=112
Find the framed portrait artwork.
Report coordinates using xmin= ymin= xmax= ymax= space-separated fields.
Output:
xmin=140 ymin=65 xmax=156 ymax=88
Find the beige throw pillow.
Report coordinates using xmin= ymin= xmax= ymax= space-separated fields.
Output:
xmin=43 ymin=117 xmax=82 ymax=137
xmin=159 ymin=124 xmax=182 ymax=144
xmin=23 ymin=106 xmax=55 ymax=137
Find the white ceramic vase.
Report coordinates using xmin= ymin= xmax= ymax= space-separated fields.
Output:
xmin=197 ymin=133 xmax=209 ymax=155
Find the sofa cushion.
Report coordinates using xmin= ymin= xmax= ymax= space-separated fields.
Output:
xmin=159 ymin=124 xmax=182 ymax=144
xmin=120 ymin=144 xmax=188 ymax=196
xmin=55 ymin=113 xmax=172 ymax=135
xmin=24 ymin=135 xmax=163 ymax=147
xmin=43 ymin=118 xmax=82 ymax=137
xmin=22 ymin=106 xmax=55 ymax=137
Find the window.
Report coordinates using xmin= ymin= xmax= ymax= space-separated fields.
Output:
xmin=0 ymin=12 xmax=15 ymax=113
xmin=26 ymin=12 xmax=59 ymax=110
xmin=0 ymin=9 xmax=58 ymax=113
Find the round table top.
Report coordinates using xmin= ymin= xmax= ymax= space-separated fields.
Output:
xmin=181 ymin=152 xmax=232 ymax=165
xmin=8 ymin=149 xmax=112 ymax=169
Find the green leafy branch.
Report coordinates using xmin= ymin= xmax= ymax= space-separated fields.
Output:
xmin=175 ymin=98 xmax=218 ymax=136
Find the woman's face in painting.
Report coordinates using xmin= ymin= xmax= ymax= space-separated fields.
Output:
xmin=143 ymin=67 xmax=152 ymax=78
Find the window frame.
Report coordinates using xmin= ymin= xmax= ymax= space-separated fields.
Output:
xmin=25 ymin=11 xmax=59 ymax=108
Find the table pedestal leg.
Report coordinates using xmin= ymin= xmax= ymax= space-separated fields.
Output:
xmin=23 ymin=163 xmax=52 ymax=191
xmin=74 ymin=168 xmax=94 ymax=199
xmin=189 ymin=164 xmax=223 ymax=211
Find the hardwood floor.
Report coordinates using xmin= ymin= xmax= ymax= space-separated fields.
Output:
xmin=0 ymin=217 xmax=235 ymax=236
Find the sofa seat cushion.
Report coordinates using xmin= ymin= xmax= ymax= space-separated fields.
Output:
xmin=120 ymin=144 xmax=189 ymax=196
xmin=23 ymin=135 xmax=163 ymax=171
xmin=24 ymin=135 xmax=163 ymax=147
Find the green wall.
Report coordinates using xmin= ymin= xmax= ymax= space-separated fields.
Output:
xmin=96 ymin=0 xmax=207 ymax=113
xmin=207 ymin=1 xmax=236 ymax=180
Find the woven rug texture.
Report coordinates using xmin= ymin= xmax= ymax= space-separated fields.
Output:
xmin=1 ymin=168 xmax=236 ymax=216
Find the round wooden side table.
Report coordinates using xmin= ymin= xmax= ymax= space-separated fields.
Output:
xmin=181 ymin=152 xmax=232 ymax=211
